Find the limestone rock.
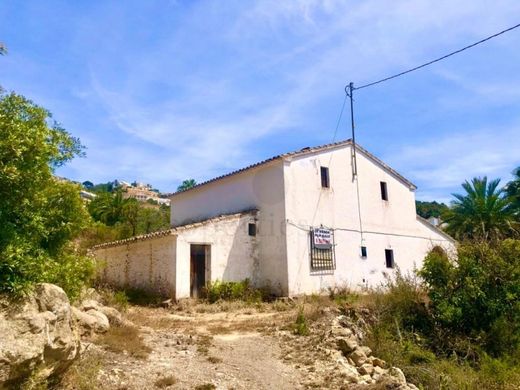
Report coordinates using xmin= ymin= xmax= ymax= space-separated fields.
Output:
xmin=349 ymin=349 xmax=367 ymax=366
xmin=388 ymin=367 xmax=407 ymax=384
xmin=358 ymin=345 xmax=372 ymax=357
xmin=358 ymin=363 xmax=374 ymax=376
xmin=0 ymin=283 xmax=80 ymax=389
xmin=337 ymin=337 xmax=358 ymax=355
xmin=85 ymin=309 xmax=109 ymax=333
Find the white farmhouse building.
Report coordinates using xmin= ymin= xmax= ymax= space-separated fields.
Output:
xmin=92 ymin=140 xmax=454 ymax=298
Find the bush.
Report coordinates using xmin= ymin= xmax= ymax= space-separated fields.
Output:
xmin=420 ymin=239 xmax=520 ymax=356
xmin=203 ymin=279 xmax=267 ymax=303
xmin=0 ymin=92 xmax=91 ymax=298
xmin=293 ymin=306 xmax=309 ymax=336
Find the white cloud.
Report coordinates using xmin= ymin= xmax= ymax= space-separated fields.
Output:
xmin=386 ymin=124 xmax=520 ymax=201
xmin=59 ymin=0 xmax=520 ymax=193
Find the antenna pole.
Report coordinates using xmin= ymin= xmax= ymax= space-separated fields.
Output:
xmin=348 ymin=82 xmax=357 ymax=178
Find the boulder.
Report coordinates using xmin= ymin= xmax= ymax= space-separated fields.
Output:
xmin=349 ymin=349 xmax=367 ymax=366
xmin=0 ymin=284 xmax=80 ymax=388
xmin=337 ymin=337 xmax=358 ymax=355
xmin=85 ymin=310 xmax=109 ymax=333
xmin=358 ymin=363 xmax=374 ymax=376
xmin=388 ymin=367 xmax=407 ymax=384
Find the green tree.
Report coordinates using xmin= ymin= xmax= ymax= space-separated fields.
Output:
xmin=88 ymin=190 xmax=127 ymax=226
xmin=443 ymin=177 xmax=518 ymax=240
xmin=420 ymin=240 xmax=520 ymax=356
xmin=177 ymin=178 xmax=197 ymax=192
xmin=416 ymin=200 xmax=448 ymax=219
xmin=137 ymin=206 xmax=170 ymax=234
xmin=0 ymin=92 xmax=92 ymax=296
xmin=505 ymin=166 xmax=520 ymax=216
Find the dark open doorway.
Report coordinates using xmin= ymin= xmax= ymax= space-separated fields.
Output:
xmin=190 ymin=244 xmax=210 ymax=298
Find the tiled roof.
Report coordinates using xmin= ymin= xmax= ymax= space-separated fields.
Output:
xmin=167 ymin=139 xmax=416 ymax=198
xmin=91 ymin=209 xmax=258 ymax=250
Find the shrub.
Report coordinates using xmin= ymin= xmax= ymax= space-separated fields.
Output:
xmin=0 ymin=92 xmax=91 ymax=298
xmin=203 ymin=279 xmax=267 ymax=303
xmin=293 ymin=306 xmax=310 ymax=336
xmin=420 ymin=239 xmax=520 ymax=356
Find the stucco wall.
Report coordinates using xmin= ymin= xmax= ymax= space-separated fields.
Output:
xmin=169 ymin=162 xmax=289 ymax=295
xmin=174 ymin=212 xmax=259 ymax=299
xmin=93 ymin=235 xmax=177 ymax=296
xmin=283 ymin=144 xmax=455 ymax=295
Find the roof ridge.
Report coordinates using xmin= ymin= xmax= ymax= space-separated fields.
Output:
xmin=90 ymin=209 xmax=258 ymax=250
xmin=167 ymin=139 xmax=353 ymax=197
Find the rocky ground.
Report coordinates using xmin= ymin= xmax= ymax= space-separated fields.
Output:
xmin=58 ymin=298 xmax=417 ymax=390
xmin=0 ymin=285 xmax=417 ymax=389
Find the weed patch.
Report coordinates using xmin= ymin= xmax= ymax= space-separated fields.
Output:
xmin=97 ymin=324 xmax=152 ymax=358
xmin=203 ymin=279 xmax=269 ymax=303
xmin=292 ymin=306 xmax=310 ymax=336
xmin=154 ymin=374 xmax=177 ymax=388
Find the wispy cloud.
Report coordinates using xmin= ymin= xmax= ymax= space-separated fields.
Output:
xmin=2 ymin=0 xmax=519 ymax=195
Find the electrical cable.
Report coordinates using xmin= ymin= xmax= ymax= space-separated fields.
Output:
xmin=286 ymin=219 xmax=449 ymax=242
xmin=354 ymin=22 xmax=520 ymax=90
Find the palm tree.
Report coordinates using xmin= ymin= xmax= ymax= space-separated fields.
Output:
xmin=177 ymin=179 xmax=197 ymax=192
xmin=88 ymin=190 xmax=127 ymax=226
xmin=443 ymin=177 xmax=518 ymax=240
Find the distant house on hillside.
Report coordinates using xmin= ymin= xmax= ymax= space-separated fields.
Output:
xmin=92 ymin=140 xmax=454 ymax=298
xmin=119 ymin=181 xmax=170 ymax=206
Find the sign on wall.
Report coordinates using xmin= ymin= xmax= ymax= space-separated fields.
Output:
xmin=310 ymin=227 xmax=335 ymax=270
xmin=313 ymin=228 xmax=332 ymax=249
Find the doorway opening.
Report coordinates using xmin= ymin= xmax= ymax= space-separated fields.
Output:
xmin=190 ymin=244 xmax=210 ymax=298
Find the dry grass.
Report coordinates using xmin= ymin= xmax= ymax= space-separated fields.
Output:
xmin=194 ymin=384 xmax=216 ymax=390
xmin=154 ymin=374 xmax=177 ymax=388
xmin=196 ymin=334 xmax=213 ymax=355
xmin=127 ymin=309 xmax=183 ymax=330
xmin=207 ymin=356 xmax=222 ymax=364
xmin=96 ymin=324 xmax=152 ymax=359
xmin=58 ymin=352 xmax=104 ymax=390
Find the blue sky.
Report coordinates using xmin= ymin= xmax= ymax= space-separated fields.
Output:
xmin=1 ymin=1 xmax=520 ymax=202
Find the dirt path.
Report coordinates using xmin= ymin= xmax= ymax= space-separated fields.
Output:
xmin=85 ymin=306 xmax=307 ymax=389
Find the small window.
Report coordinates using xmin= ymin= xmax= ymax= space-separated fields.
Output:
xmin=248 ymin=223 xmax=257 ymax=236
xmin=361 ymin=246 xmax=367 ymax=258
xmin=320 ymin=167 xmax=330 ymax=188
xmin=380 ymin=181 xmax=388 ymax=201
xmin=385 ymin=249 xmax=394 ymax=268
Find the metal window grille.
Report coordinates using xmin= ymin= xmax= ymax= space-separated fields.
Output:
xmin=310 ymin=228 xmax=335 ymax=271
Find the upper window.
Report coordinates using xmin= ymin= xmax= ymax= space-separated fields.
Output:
xmin=385 ymin=249 xmax=394 ymax=268
xmin=248 ymin=223 xmax=257 ymax=236
xmin=361 ymin=246 xmax=367 ymax=258
xmin=321 ymin=167 xmax=330 ymax=188
xmin=380 ymin=181 xmax=388 ymax=201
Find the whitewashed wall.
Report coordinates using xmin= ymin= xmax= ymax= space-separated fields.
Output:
xmin=170 ymin=162 xmax=289 ymax=295
xmin=94 ymin=235 xmax=177 ymax=296
xmin=174 ymin=212 xmax=258 ymax=298
xmin=283 ymin=144 xmax=455 ymax=295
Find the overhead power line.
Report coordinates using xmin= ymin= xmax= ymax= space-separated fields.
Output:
xmin=354 ymin=22 xmax=520 ymax=90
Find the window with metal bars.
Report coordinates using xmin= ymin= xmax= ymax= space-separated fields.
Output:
xmin=310 ymin=228 xmax=335 ymax=271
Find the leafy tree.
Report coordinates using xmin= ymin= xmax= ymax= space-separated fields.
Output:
xmin=177 ymin=178 xmax=197 ymax=192
xmin=137 ymin=206 xmax=170 ymax=234
xmin=90 ymin=181 xmax=114 ymax=193
xmin=420 ymin=240 xmax=520 ymax=356
xmin=82 ymin=180 xmax=94 ymax=190
xmin=0 ymin=43 xmax=6 ymax=55
xmin=0 ymin=92 xmax=92 ymax=296
xmin=505 ymin=166 xmax=520 ymax=216
xmin=443 ymin=177 xmax=518 ymax=240
xmin=416 ymin=200 xmax=448 ymax=219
